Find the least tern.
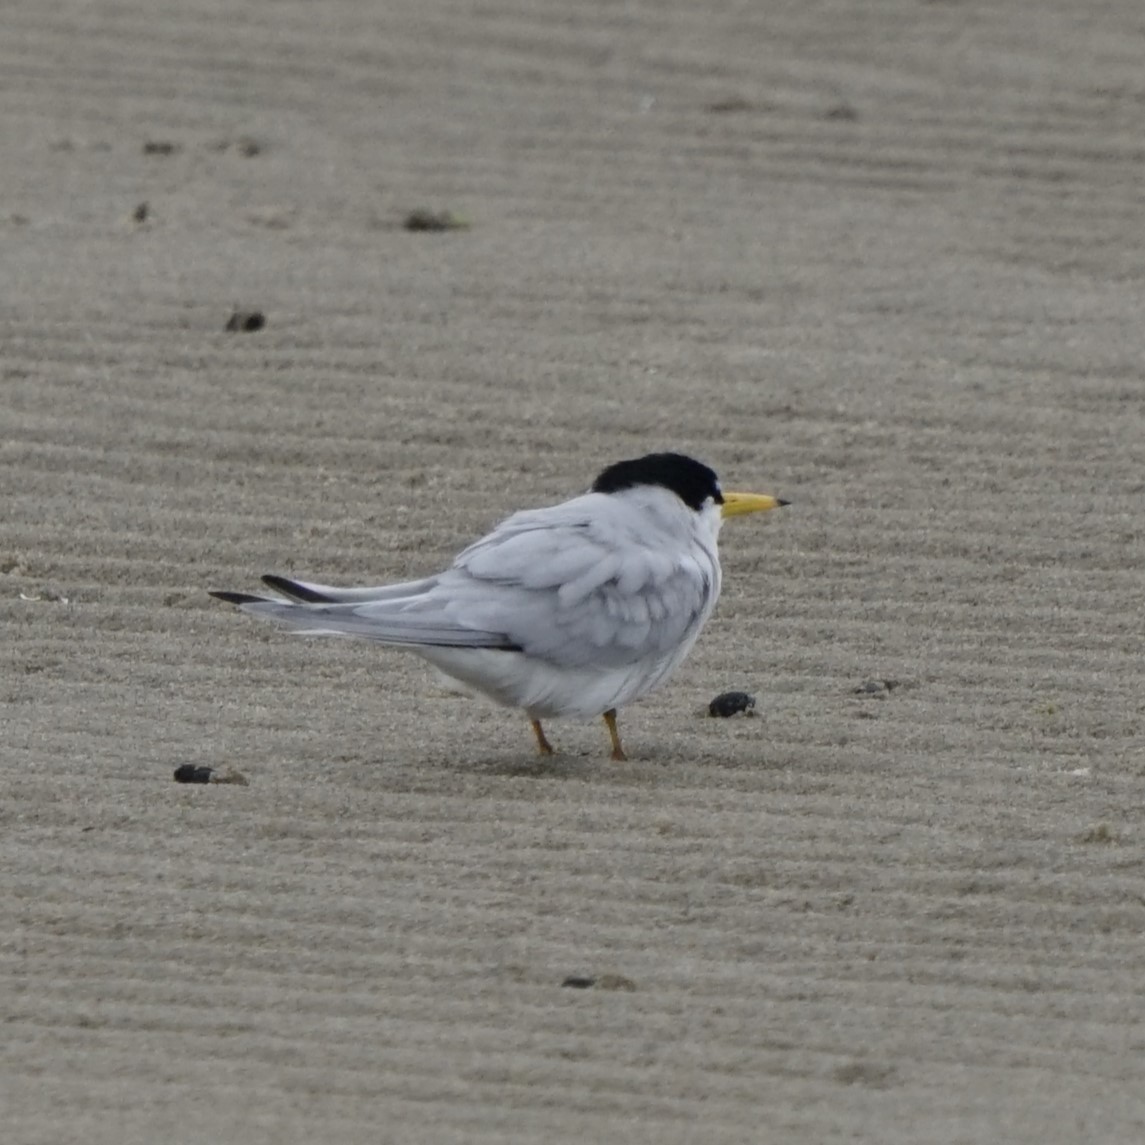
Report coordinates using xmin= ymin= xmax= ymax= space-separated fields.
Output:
xmin=211 ymin=452 xmax=787 ymax=759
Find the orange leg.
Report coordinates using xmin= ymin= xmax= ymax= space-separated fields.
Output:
xmin=603 ymin=709 xmax=627 ymax=762
xmin=531 ymin=719 xmax=555 ymax=756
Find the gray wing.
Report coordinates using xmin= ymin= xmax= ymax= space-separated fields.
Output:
xmin=211 ymin=494 xmax=716 ymax=666
xmin=210 ymin=587 xmax=522 ymax=649
xmin=260 ymin=573 xmax=441 ymax=604
xmin=438 ymin=496 xmax=717 ymax=668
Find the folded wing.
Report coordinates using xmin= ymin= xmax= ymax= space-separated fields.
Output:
xmin=212 ymin=492 xmax=717 ymax=668
xmin=440 ymin=493 xmax=716 ymax=668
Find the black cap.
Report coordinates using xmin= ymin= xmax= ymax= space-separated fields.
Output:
xmin=591 ymin=453 xmax=722 ymax=512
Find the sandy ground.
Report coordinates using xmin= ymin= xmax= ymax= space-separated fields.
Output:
xmin=3 ymin=1 xmax=1145 ymax=1141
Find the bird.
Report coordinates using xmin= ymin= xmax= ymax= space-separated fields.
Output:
xmin=211 ymin=452 xmax=787 ymax=760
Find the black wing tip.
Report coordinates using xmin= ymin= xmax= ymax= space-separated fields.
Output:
xmin=430 ymin=639 xmax=524 ymax=651
xmin=261 ymin=574 xmax=335 ymax=603
xmin=210 ymin=590 xmax=267 ymax=606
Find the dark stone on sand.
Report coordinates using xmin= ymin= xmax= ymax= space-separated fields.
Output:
xmin=403 ymin=208 xmax=469 ymax=232
xmin=225 ymin=309 xmax=266 ymax=332
xmin=853 ymin=679 xmax=900 ymax=697
xmin=174 ymin=765 xmax=214 ymax=784
xmin=708 ymin=691 xmax=756 ymax=718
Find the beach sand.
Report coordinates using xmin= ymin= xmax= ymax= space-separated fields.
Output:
xmin=3 ymin=2 xmax=1144 ymax=1141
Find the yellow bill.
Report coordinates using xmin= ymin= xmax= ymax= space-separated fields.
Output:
xmin=721 ymin=491 xmax=789 ymax=518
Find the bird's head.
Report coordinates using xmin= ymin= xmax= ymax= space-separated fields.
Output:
xmin=591 ymin=452 xmax=788 ymax=537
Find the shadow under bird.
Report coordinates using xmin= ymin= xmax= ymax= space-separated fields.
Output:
xmin=211 ymin=452 xmax=787 ymax=759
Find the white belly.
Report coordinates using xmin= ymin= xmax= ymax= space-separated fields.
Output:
xmin=416 ymin=640 xmax=698 ymax=720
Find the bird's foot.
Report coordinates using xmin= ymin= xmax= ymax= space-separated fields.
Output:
xmin=603 ymin=709 xmax=627 ymax=762
xmin=531 ymin=719 xmax=555 ymax=756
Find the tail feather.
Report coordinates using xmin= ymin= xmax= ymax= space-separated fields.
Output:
xmin=261 ymin=575 xmax=335 ymax=603
xmin=210 ymin=590 xmax=273 ymax=606
xmin=259 ymin=573 xmax=441 ymax=605
xmin=210 ymin=584 xmax=519 ymax=650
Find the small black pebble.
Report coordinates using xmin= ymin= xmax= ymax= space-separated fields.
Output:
xmin=143 ymin=140 xmax=178 ymax=155
xmin=225 ymin=309 xmax=266 ymax=332
xmin=561 ymin=976 xmax=596 ymax=989
xmin=403 ymin=208 xmax=467 ymax=232
xmin=853 ymin=678 xmax=899 ymax=696
xmin=174 ymin=765 xmax=214 ymax=784
xmin=708 ymin=691 xmax=756 ymax=718
xmin=132 ymin=202 xmax=149 ymax=222
xmin=705 ymin=96 xmax=754 ymax=114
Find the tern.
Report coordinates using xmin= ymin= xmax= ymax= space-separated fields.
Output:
xmin=212 ymin=452 xmax=787 ymax=759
